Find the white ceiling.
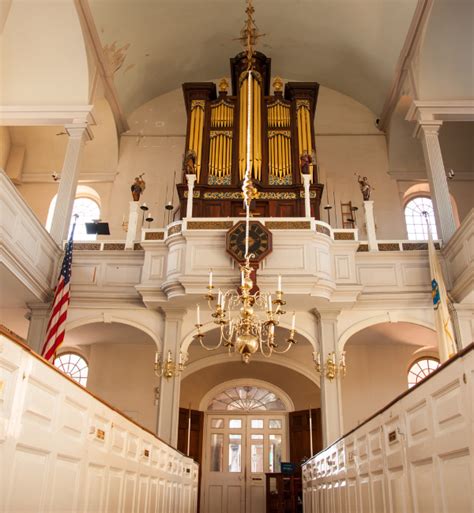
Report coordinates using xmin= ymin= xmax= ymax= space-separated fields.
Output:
xmin=89 ymin=0 xmax=419 ymax=116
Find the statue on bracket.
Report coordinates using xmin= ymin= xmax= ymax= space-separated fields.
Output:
xmin=183 ymin=150 xmax=197 ymax=175
xmin=131 ymin=173 xmax=146 ymax=201
xmin=300 ymin=150 xmax=316 ymax=175
xmin=356 ymin=173 xmax=374 ymax=201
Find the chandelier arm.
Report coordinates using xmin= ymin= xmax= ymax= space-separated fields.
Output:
xmin=271 ymin=342 xmax=295 ymax=354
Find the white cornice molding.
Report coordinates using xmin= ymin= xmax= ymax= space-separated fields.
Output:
xmin=20 ymin=171 xmax=119 ymax=184
xmin=406 ymin=100 xmax=474 ymax=124
xmin=378 ymin=0 xmax=433 ymax=132
xmin=0 ymin=105 xmax=95 ymax=126
xmin=74 ymin=0 xmax=130 ymax=134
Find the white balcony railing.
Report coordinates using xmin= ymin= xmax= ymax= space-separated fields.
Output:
xmin=0 ymin=169 xmax=62 ymax=301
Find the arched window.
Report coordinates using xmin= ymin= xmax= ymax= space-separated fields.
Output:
xmin=54 ymin=352 xmax=89 ymax=386
xmin=404 ymin=197 xmax=438 ymax=240
xmin=208 ymin=386 xmax=287 ymax=411
xmin=407 ymin=357 xmax=440 ymax=388
xmin=46 ymin=186 xmax=101 ymax=241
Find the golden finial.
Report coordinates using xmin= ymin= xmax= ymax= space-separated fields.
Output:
xmin=272 ymin=76 xmax=283 ymax=92
xmin=218 ymin=77 xmax=230 ymax=93
xmin=237 ymin=0 xmax=265 ymax=70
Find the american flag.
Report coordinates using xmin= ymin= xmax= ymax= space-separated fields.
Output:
xmin=41 ymin=223 xmax=76 ymax=362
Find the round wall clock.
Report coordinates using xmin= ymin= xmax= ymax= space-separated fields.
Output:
xmin=226 ymin=221 xmax=272 ymax=263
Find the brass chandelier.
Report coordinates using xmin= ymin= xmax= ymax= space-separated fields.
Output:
xmin=193 ymin=0 xmax=298 ymax=364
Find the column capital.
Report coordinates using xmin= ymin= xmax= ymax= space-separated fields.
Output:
xmin=160 ymin=307 xmax=187 ymax=321
xmin=186 ymin=173 xmax=197 ymax=185
xmin=413 ymin=120 xmax=443 ymax=139
xmin=65 ymin=122 xmax=93 ymax=141
xmin=312 ymin=307 xmax=341 ymax=322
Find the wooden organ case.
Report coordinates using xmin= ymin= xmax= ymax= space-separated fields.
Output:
xmin=177 ymin=51 xmax=324 ymax=218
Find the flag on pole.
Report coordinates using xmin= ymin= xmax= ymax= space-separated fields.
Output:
xmin=41 ymin=221 xmax=76 ymax=362
xmin=426 ymin=220 xmax=457 ymax=362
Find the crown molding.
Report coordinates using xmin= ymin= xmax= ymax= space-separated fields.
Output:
xmin=406 ymin=100 xmax=474 ymax=123
xmin=0 ymin=105 xmax=95 ymax=126
xmin=20 ymin=170 xmax=118 ymax=184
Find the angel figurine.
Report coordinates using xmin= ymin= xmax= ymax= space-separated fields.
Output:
xmin=183 ymin=150 xmax=197 ymax=175
xmin=355 ymin=173 xmax=374 ymax=201
xmin=131 ymin=173 xmax=146 ymax=201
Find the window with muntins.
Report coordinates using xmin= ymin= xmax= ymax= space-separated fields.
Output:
xmin=208 ymin=386 xmax=286 ymax=411
xmin=408 ymin=357 xmax=440 ymax=388
xmin=46 ymin=195 xmax=101 ymax=241
xmin=54 ymin=353 xmax=89 ymax=386
xmin=404 ymin=197 xmax=438 ymax=240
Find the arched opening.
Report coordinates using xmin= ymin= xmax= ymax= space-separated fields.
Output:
xmin=62 ymin=320 xmax=159 ymax=431
xmin=45 ymin=185 xmax=101 ymax=241
xmin=341 ymin=321 xmax=438 ymax=432
xmin=180 ymin=326 xmax=320 ymax=513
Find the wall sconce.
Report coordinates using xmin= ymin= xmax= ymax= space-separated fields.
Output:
xmin=315 ymin=351 xmax=346 ymax=381
xmin=154 ymin=350 xmax=187 ymax=379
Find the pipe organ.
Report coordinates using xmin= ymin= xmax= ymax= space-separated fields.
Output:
xmin=178 ymin=51 xmax=323 ymax=218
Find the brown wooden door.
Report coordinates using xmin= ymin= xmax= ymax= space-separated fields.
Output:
xmin=178 ymin=408 xmax=204 ymax=464
xmin=288 ymin=409 xmax=322 ymax=465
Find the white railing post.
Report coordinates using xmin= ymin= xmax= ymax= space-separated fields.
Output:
xmin=186 ymin=174 xmax=196 ymax=218
xmin=125 ymin=201 xmax=141 ymax=249
xmin=302 ymin=174 xmax=312 ymax=218
xmin=363 ymin=200 xmax=378 ymax=251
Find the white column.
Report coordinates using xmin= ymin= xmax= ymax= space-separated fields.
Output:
xmin=125 ymin=201 xmax=141 ymax=249
xmin=318 ymin=310 xmax=343 ymax=447
xmin=417 ymin=121 xmax=457 ymax=242
xmin=302 ymin=174 xmax=312 ymax=218
xmin=363 ymin=200 xmax=378 ymax=251
xmin=26 ymin=303 xmax=51 ymax=354
xmin=156 ymin=309 xmax=185 ymax=447
xmin=49 ymin=124 xmax=90 ymax=245
xmin=186 ymin=174 xmax=196 ymax=218
xmin=452 ymin=304 xmax=474 ymax=350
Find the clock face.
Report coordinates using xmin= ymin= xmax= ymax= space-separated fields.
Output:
xmin=226 ymin=221 xmax=272 ymax=263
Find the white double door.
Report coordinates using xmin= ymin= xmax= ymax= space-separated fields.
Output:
xmin=202 ymin=413 xmax=287 ymax=513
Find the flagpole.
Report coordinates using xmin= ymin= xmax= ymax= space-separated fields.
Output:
xmin=423 ymin=212 xmax=457 ymax=362
xmin=309 ymin=405 xmax=314 ymax=456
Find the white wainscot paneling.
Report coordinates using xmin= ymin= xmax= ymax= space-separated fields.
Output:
xmin=167 ymin=246 xmax=183 ymax=275
xmin=302 ymin=346 xmax=474 ymax=513
xmin=265 ymin=245 xmax=306 ymax=271
xmin=190 ymin=244 xmax=232 ymax=272
xmin=70 ymin=263 xmax=98 ymax=285
xmin=104 ymin=264 xmax=142 ymax=285
xmin=335 ymin=255 xmax=351 ymax=280
xmin=401 ymin=263 xmax=430 ymax=287
xmin=0 ymin=333 xmax=199 ymax=513
xmin=150 ymin=254 xmax=165 ymax=279
xmin=358 ymin=264 xmax=398 ymax=286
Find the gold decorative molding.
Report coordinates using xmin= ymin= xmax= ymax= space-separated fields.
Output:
xmin=168 ymin=225 xmax=182 ymax=236
xmin=316 ymin=225 xmax=331 ymax=236
xmin=73 ymin=242 xmax=101 ymax=250
xmin=334 ymin=232 xmax=355 ymax=241
xmin=187 ymin=221 xmax=234 ymax=230
xmin=144 ymin=232 xmax=165 ymax=240
xmin=265 ymin=221 xmax=311 ymax=230
xmin=378 ymin=243 xmax=401 ymax=251
xmin=103 ymin=243 xmax=126 ymax=250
